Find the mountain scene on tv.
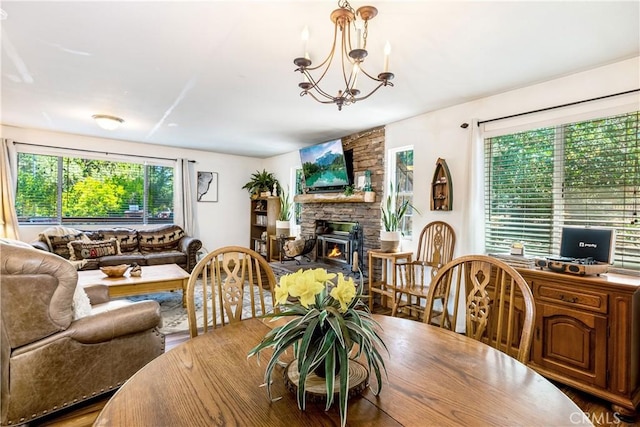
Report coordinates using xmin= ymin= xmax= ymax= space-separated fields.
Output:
xmin=300 ymin=140 xmax=349 ymax=188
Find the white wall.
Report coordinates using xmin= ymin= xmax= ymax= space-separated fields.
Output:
xmin=2 ymin=126 xmax=262 ymax=252
xmin=267 ymin=56 xmax=640 ymax=257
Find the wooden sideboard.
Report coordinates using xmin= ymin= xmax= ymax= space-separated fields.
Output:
xmin=516 ymin=268 xmax=640 ymax=417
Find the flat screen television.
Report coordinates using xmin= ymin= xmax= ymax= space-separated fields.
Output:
xmin=299 ymin=139 xmax=350 ymax=192
xmin=559 ymin=226 xmax=616 ymax=264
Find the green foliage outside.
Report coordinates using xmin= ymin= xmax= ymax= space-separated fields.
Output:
xmin=16 ymin=154 xmax=173 ymax=224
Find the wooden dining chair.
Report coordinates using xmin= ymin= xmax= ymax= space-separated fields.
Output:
xmin=186 ymin=246 xmax=276 ymax=338
xmin=392 ymin=221 xmax=456 ymax=319
xmin=423 ymin=255 xmax=535 ymax=363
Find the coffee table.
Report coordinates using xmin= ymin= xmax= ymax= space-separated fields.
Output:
xmin=77 ymin=264 xmax=190 ymax=306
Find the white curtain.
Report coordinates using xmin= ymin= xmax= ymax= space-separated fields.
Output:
xmin=463 ymin=119 xmax=485 ymax=254
xmin=174 ymin=158 xmax=196 ymax=236
xmin=0 ymin=139 xmax=20 ymax=239
xmin=455 ymin=119 xmax=484 ymax=333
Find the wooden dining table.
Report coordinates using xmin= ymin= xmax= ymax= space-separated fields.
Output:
xmin=94 ymin=315 xmax=592 ymax=426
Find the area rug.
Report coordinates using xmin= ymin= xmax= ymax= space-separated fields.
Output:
xmin=120 ymin=261 xmax=348 ymax=335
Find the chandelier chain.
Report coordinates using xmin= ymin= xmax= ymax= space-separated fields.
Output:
xmin=338 ymin=0 xmax=355 ymax=14
xmin=362 ymin=19 xmax=369 ymax=51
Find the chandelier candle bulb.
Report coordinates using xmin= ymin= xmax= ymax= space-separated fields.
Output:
xmin=301 ymin=26 xmax=310 ymax=59
xmin=383 ymin=41 xmax=391 ymax=72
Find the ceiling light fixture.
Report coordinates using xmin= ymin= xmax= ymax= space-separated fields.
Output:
xmin=294 ymin=0 xmax=394 ymax=111
xmin=92 ymin=114 xmax=124 ymax=130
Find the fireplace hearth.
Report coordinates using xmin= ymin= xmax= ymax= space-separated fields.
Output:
xmin=316 ymin=220 xmax=363 ymax=271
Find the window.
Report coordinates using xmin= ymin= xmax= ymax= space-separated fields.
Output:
xmin=16 ymin=151 xmax=174 ymax=225
xmin=390 ymin=147 xmax=415 ymax=237
xmin=484 ymin=111 xmax=639 ymax=270
xmin=294 ymin=168 xmax=304 ymax=225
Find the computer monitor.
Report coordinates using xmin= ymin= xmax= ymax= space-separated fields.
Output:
xmin=559 ymin=227 xmax=616 ymax=264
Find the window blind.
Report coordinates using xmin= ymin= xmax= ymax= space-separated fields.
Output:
xmin=16 ymin=153 xmax=174 ymax=225
xmin=484 ymin=111 xmax=639 ymax=270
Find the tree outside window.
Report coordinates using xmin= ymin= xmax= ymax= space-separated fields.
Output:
xmin=16 ymin=153 xmax=174 ymax=225
xmin=390 ymin=147 xmax=415 ymax=237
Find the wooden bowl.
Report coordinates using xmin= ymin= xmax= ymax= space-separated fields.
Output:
xmin=100 ymin=264 xmax=129 ymax=278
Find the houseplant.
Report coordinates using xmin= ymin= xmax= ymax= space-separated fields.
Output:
xmin=247 ymin=268 xmax=387 ymax=427
xmin=276 ymin=188 xmax=292 ymax=236
xmin=380 ymin=183 xmax=419 ymax=252
xmin=242 ymin=169 xmax=280 ymax=198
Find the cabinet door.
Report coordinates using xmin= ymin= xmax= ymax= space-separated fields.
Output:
xmin=532 ymin=303 xmax=607 ymax=388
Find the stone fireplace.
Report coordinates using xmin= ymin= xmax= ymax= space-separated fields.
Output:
xmin=297 ymin=126 xmax=385 ymax=273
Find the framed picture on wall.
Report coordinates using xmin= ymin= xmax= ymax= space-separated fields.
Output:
xmin=197 ymin=171 xmax=218 ymax=202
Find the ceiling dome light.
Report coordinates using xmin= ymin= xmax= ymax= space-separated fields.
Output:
xmin=92 ymin=114 xmax=124 ymax=130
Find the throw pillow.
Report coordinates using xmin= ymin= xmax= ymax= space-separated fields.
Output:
xmin=46 ymin=232 xmax=89 ymax=259
xmin=67 ymin=238 xmax=121 ymax=261
xmin=73 ymin=285 xmax=92 ymax=320
xmin=138 ymin=225 xmax=184 ymax=252
xmin=94 ymin=228 xmax=139 ymax=253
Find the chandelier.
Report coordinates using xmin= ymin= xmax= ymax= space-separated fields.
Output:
xmin=293 ymin=0 xmax=394 ymax=110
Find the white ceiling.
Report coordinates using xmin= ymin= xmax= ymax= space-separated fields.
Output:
xmin=1 ymin=1 xmax=638 ymax=158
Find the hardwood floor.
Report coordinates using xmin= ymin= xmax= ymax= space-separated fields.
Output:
xmin=32 ymin=316 xmax=637 ymax=427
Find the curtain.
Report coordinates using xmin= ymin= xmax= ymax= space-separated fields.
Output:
xmin=174 ymin=158 xmax=196 ymax=237
xmin=462 ymin=119 xmax=485 ymax=253
xmin=0 ymin=139 xmax=20 ymax=239
xmin=455 ymin=119 xmax=484 ymax=333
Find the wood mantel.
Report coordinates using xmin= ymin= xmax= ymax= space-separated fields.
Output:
xmin=294 ymin=192 xmax=375 ymax=204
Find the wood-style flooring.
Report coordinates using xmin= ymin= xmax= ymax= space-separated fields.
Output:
xmin=32 ymin=312 xmax=638 ymax=427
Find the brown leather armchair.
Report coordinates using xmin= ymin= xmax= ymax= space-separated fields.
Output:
xmin=0 ymin=241 xmax=165 ymax=426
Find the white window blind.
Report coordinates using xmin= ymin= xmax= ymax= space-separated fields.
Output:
xmin=484 ymin=111 xmax=639 ymax=270
xmin=16 ymin=152 xmax=174 ymax=225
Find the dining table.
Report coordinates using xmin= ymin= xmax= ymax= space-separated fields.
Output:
xmin=94 ymin=315 xmax=592 ymax=426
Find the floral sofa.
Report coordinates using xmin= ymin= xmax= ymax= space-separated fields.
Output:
xmin=31 ymin=224 xmax=202 ymax=272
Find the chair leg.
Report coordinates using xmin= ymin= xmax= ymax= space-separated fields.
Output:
xmin=391 ymin=293 xmax=399 ymax=317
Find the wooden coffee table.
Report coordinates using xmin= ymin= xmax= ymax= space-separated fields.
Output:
xmin=77 ymin=264 xmax=190 ymax=306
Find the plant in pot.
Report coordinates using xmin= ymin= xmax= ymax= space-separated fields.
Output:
xmin=380 ymin=183 xmax=419 ymax=252
xmin=242 ymin=169 xmax=281 ymax=199
xmin=276 ymin=188 xmax=292 ymax=237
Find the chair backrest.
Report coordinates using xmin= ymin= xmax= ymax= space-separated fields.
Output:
xmin=423 ymin=255 xmax=535 ymax=363
xmin=416 ymin=221 xmax=456 ymax=268
xmin=400 ymin=221 xmax=456 ymax=288
xmin=186 ymin=246 xmax=276 ymax=338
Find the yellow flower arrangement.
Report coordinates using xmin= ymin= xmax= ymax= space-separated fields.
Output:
xmin=248 ymin=268 xmax=387 ymax=427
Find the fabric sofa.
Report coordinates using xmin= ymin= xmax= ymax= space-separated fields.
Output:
xmin=0 ymin=240 xmax=165 ymax=426
xmin=31 ymin=224 xmax=202 ymax=272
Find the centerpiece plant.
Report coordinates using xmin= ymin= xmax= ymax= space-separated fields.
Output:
xmin=247 ymin=268 xmax=388 ymax=427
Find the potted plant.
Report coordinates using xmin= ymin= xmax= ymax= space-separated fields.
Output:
xmin=247 ymin=268 xmax=387 ymax=427
xmin=242 ymin=169 xmax=280 ymax=198
xmin=276 ymin=188 xmax=292 ymax=236
xmin=380 ymin=183 xmax=419 ymax=252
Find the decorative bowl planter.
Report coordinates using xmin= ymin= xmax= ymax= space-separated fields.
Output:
xmin=380 ymin=230 xmax=401 ymax=253
xmin=276 ymin=220 xmax=291 ymax=237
